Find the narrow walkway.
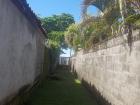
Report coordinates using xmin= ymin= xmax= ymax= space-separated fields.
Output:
xmin=26 ymin=67 xmax=98 ymax=105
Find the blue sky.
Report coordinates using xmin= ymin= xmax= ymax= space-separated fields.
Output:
xmin=27 ymin=0 xmax=98 ymax=22
xmin=27 ymin=0 xmax=98 ymax=57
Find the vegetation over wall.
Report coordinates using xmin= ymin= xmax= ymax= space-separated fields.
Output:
xmin=65 ymin=0 xmax=140 ymax=51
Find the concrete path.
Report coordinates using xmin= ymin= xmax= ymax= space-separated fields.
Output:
xmin=26 ymin=67 xmax=98 ymax=105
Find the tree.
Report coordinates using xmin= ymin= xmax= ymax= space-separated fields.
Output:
xmin=41 ymin=13 xmax=75 ymax=57
xmin=41 ymin=13 xmax=75 ymax=33
xmin=65 ymin=23 xmax=81 ymax=51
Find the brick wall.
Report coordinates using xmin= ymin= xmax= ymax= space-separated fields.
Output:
xmin=71 ymin=30 xmax=140 ymax=105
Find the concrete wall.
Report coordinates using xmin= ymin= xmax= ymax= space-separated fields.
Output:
xmin=0 ymin=0 xmax=45 ymax=104
xmin=71 ymin=30 xmax=140 ymax=105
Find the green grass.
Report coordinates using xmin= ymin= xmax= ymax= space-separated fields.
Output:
xmin=26 ymin=68 xmax=98 ymax=105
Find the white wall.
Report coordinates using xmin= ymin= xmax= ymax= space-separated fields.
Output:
xmin=0 ymin=0 xmax=45 ymax=103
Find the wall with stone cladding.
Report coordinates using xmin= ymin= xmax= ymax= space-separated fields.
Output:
xmin=0 ymin=0 xmax=45 ymax=104
xmin=71 ymin=30 xmax=140 ymax=105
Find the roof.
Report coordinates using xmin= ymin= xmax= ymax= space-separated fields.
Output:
xmin=11 ymin=0 xmax=47 ymax=38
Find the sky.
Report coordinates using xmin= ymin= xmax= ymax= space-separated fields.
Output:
xmin=27 ymin=0 xmax=98 ymax=22
xmin=27 ymin=0 xmax=98 ymax=57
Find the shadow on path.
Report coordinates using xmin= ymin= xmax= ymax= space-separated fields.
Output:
xmin=26 ymin=67 xmax=98 ymax=105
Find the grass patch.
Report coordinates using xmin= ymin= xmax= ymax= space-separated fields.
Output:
xmin=26 ymin=68 xmax=98 ymax=105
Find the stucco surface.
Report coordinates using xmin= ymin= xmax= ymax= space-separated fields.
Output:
xmin=0 ymin=0 xmax=45 ymax=103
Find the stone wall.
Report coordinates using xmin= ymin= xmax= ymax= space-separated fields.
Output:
xmin=71 ymin=30 xmax=140 ymax=105
xmin=0 ymin=0 xmax=45 ymax=104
